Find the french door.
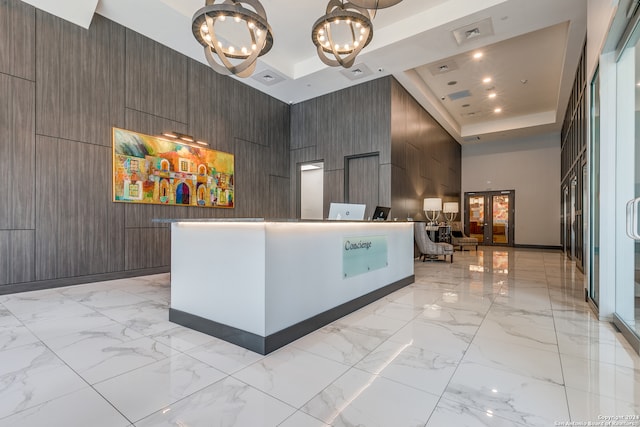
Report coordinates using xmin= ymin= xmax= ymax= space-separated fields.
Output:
xmin=464 ymin=190 xmax=515 ymax=246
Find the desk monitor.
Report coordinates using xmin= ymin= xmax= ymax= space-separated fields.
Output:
xmin=372 ymin=206 xmax=391 ymax=221
xmin=328 ymin=203 xmax=366 ymax=221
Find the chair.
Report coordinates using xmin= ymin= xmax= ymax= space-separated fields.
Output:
xmin=414 ymin=222 xmax=454 ymax=263
xmin=450 ymin=221 xmax=478 ymax=252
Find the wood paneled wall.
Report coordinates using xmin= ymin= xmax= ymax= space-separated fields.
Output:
xmin=289 ymin=78 xmax=392 ymax=218
xmin=390 ymin=79 xmax=461 ymax=220
xmin=0 ymin=0 xmax=290 ymax=293
xmin=289 ymin=77 xmax=460 ymax=221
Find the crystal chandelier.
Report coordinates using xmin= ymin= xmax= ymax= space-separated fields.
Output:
xmin=191 ymin=0 xmax=273 ymax=78
xmin=311 ymin=0 xmax=374 ymax=68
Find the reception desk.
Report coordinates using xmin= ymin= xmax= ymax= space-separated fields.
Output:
xmin=163 ymin=219 xmax=414 ymax=354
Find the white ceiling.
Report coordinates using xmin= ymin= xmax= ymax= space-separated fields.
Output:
xmin=21 ymin=0 xmax=587 ymax=145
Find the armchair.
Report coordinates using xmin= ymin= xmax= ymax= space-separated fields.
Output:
xmin=450 ymin=221 xmax=478 ymax=252
xmin=414 ymin=222 xmax=454 ymax=263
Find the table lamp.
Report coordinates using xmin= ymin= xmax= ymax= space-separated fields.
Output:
xmin=443 ymin=202 xmax=459 ymax=224
xmin=423 ymin=198 xmax=442 ymax=226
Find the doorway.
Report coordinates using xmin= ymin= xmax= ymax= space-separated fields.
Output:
xmin=299 ymin=162 xmax=324 ymax=219
xmin=464 ymin=190 xmax=515 ymax=246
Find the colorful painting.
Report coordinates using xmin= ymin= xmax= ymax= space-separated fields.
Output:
xmin=112 ymin=128 xmax=234 ymax=208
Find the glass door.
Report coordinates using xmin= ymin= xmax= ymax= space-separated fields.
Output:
xmin=589 ymin=67 xmax=600 ymax=307
xmin=614 ymin=20 xmax=640 ymax=338
xmin=465 ymin=191 xmax=515 ymax=246
xmin=468 ymin=195 xmax=485 ymax=242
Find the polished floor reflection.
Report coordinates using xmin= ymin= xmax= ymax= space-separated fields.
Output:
xmin=0 ymin=247 xmax=637 ymax=426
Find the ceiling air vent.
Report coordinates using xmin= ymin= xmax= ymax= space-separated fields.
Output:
xmin=340 ymin=63 xmax=373 ymax=80
xmin=427 ymin=60 xmax=459 ymax=76
xmin=448 ymin=90 xmax=471 ymax=101
xmin=251 ymin=69 xmax=286 ymax=86
xmin=452 ymin=18 xmax=494 ymax=46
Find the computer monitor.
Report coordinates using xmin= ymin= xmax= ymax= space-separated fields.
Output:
xmin=372 ymin=206 xmax=391 ymax=221
xmin=328 ymin=203 xmax=366 ymax=221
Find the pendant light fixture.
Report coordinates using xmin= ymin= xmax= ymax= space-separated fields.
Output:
xmin=192 ymin=0 xmax=273 ymax=78
xmin=348 ymin=0 xmax=403 ymax=9
xmin=311 ymin=0 xmax=374 ymax=68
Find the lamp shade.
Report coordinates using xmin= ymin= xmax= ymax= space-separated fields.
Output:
xmin=423 ymin=198 xmax=442 ymax=211
xmin=443 ymin=202 xmax=459 ymax=213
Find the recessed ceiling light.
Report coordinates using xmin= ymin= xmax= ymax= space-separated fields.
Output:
xmin=473 ymin=52 xmax=483 ymax=59
xmin=482 ymin=77 xmax=492 ymax=83
xmin=494 ymin=107 xmax=502 ymax=113
xmin=488 ymin=93 xmax=496 ymax=99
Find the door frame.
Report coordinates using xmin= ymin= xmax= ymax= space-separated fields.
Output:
xmin=464 ymin=190 xmax=516 ymax=247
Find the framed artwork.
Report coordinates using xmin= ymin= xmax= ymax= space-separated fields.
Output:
xmin=112 ymin=127 xmax=234 ymax=208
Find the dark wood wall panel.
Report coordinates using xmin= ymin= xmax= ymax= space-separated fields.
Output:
xmin=188 ymin=61 xmax=232 ymax=149
xmin=35 ymin=136 xmax=59 ymax=280
xmin=347 ymin=155 xmax=379 ymax=219
xmin=124 ymin=228 xmax=170 ymax=270
xmin=0 ymin=0 xmax=35 ymax=80
xmin=290 ymin=78 xmax=392 ymax=218
xmin=390 ymin=78 xmax=461 ymax=221
xmin=35 ymin=13 xmax=125 ymax=145
xmin=290 ymin=99 xmax=317 ymax=150
xmin=268 ymin=175 xmax=290 ymax=218
xmin=125 ymin=29 xmax=188 ymax=124
xmin=0 ymin=230 xmax=35 ymax=284
xmin=323 ymin=170 xmax=345 ymax=219
xmin=0 ymin=73 xmax=35 ymax=230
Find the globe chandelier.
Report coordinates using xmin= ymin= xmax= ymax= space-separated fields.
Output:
xmin=311 ymin=0 xmax=374 ymax=68
xmin=191 ymin=0 xmax=273 ymax=78
xmin=191 ymin=0 xmax=404 ymax=77
xmin=348 ymin=0 xmax=403 ymax=10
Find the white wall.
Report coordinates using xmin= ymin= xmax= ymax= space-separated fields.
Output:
xmin=462 ymin=134 xmax=561 ymax=246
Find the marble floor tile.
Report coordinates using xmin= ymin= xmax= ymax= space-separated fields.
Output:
xmin=291 ymin=323 xmax=388 ymax=366
xmin=186 ymin=338 xmax=264 ymax=375
xmin=0 ymin=342 xmax=88 ymax=419
xmin=465 ymin=336 xmax=564 ymax=386
xmin=426 ymin=398 xmax=527 ymax=427
xmin=474 ymin=314 xmax=559 ymax=353
xmin=484 ymin=304 xmax=556 ymax=332
xmin=0 ymin=248 xmax=637 ymax=426
xmin=331 ymin=310 xmax=408 ymax=339
xmin=278 ymin=411 xmax=330 ymax=426
xmin=94 ymin=353 xmax=226 ymax=422
xmin=23 ymin=311 xmax=117 ymax=342
xmin=0 ymin=324 xmax=40 ymax=352
xmin=556 ymin=328 xmax=639 ymax=368
xmin=355 ymin=338 xmax=459 ymax=395
xmin=443 ymin=361 xmax=570 ymax=426
xmin=565 ymin=387 xmax=640 ymax=423
xmin=416 ymin=301 xmax=486 ymax=329
xmin=387 ymin=287 xmax=443 ymax=307
xmin=63 ymin=288 xmax=149 ymax=311
xmin=149 ymin=326 xmax=216 ymax=352
xmin=561 ymin=353 xmax=640 ymax=404
xmin=388 ymin=318 xmax=474 ymax=359
xmin=135 ymin=376 xmax=295 ymax=427
xmin=357 ymin=299 xmax=422 ymax=322
xmin=2 ymin=293 xmax=97 ymax=323
xmin=0 ymin=387 xmax=130 ymax=427
xmin=233 ymin=346 xmax=350 ymax=408
xmin=302 ymin=367 xmax=439 ymax=427
xmin=50 ymin=334 xmax=175 ymax=384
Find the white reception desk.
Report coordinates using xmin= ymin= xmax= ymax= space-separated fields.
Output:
xmin=165 ymin=219 xmax=414 ymax=354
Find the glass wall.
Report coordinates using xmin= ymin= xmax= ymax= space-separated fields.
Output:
xmin=614 ymin=21 xmax=640 ymax=338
